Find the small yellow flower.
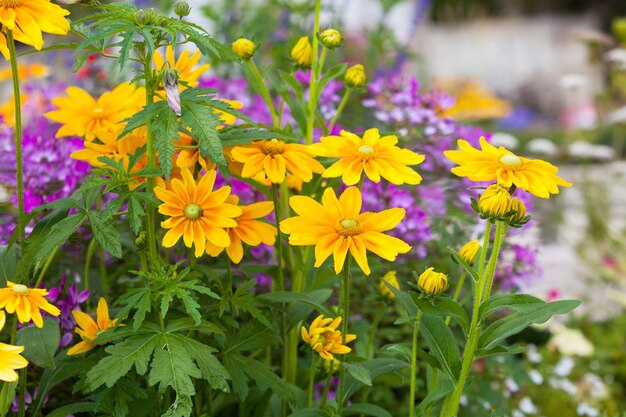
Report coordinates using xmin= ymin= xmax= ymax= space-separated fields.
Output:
xmin=320 ymin=29 xmax=343 ymax=49
xmin=67 ymin=298 xmax=118 ymax=355
xmin=379 ymin=271 xmax=400 ymax=299
xmin=0 ymin=62 xmax=49 ymax=82
xmin=153 ymin=45 xmax=210 ymax=88
xmin=459 ymin=240 xmax=480 ymax=265
xmin=478 ymin=184 xmax=511 ymax=220
xmin=309 ymin=128 xmax=424 ymax=186
xmin=345 ymin=64 xmax=366 ymax=88
xmin=417 ymin=268 xmax=448 ymax=296
xmin=231 ymin=38 xmax=256 ymax=60
xmin=291 ymin=36 xmax=312 ymax=68
xmin=0 ymin=311 xmax=28 ymax=382
xmin=0 ymin=282 xmax=60 ymax=328
xmin=301 ymin=315 xmax=356 ymax=361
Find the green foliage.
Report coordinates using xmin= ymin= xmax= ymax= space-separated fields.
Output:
xmin=15 ymin=317 xmax=60 ymax=369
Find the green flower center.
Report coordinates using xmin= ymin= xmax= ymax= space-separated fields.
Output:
xmin=337 ymin=218 xmax=361 ymax=236
xmin=357 ymin=145 xmax=375 ymax=160
xmin=262 ymin=139 xmax=285 ymax=156
xmin=184 ymin=203 xmax=203 ymax=220
xmin=11 ymin=284 xmax=28 ymax=294
xmin=499 ymin=153 xmax=523 ymax=168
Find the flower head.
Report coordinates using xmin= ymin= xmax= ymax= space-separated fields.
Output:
xmin=507 ymin=197 xmax=528 ymax=226
xmin=153 ymin=45 xmax=209 ymax=88
xmin=0 ymin=311 xmax=28 ymax=381
xmin=478 ymin=184 xmax=511 ymax=220
xmin=280 ymin=186 xmax=411 ymax=275
xmin=155 ymin=168 xmax=242 ymax=257
xmin=231 ymin=139 xmax=324 ymax=184
xmin=417 ymin=267 xmax=448 ymax=296
xmin=444 ymin=137 xmax=572 ymax=198
xmin=301 ymin=315 xmax=356 ymax=361
xmin=459 ymin=240 xmax=480 ymax=265
xmin=232 ymin=38 xmax=256 ymax=60
xmin=310 ymin=128 xmax=424 ymax=186
xmin=0 ymin=281 xmax=60 ymax=328
xmin=345 ymin=64 xmax=366 ymax=88
xmin=320 ymin=29 xmax=343 ymax=49
xmin=291 ymin=36 xmax=312 ymax=68
xmin=205 ymin=195 xmax=276 ymax=263
xmin=0 ymin=0 xmax=70 ymax=58
xmin=67 ymin=298 xmax=117 ymax=355
xmin=379 ymin=271 xmax=400 ymax=299
xmin=45 ymin=83 xmax=145 ymax=140
xmin=163 ymin=69 xmax=181 ymax=116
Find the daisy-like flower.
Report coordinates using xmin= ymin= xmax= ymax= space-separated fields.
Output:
xmin=301 ymin=314 xmax=356 ymax=361
xmin=309 ymin=128 xmax=425 ymax=186
xmin=70 ymin=127 xmax=147 ymax=168
xmin=155 ymin=168 xmax=242 ymax=257
xmin=280 ymin=186 xmax=411 ymax=275
xmin=0 ymin=311 xmax=28 ymax=381
xmin=444 ymin=137 xmax=572 ymax=198
xmin=231 ymin=139 xmax=324 ymax=184
xmin=45 ymin=82 xmax=145 ymax=139
xmin=205 ymin=195 xmax=276 ymax=263
xmin=0 ymin=281 xmax=60 ymax=328
xmin=153 ymin=45 xmax=210 ymax=88
xmin=67 ymin=298 xmax=117 ymax=355
xmin=0 ymin=0 xmax=70 ymax=59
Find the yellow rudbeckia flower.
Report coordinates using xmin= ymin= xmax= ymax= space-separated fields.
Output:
xmin=309 ymin=128 xmax=424 ymax=186
xmin=0 ymin=311 xmax=28 ymax=382
xmin=0 ymin=281 xmax=60 ymax=328
xmin=280 ymin=186 xmax=411 ymax=275
xmin=301 ymin=315 xmax=356 ymax=361
xmin=67 ymin=298 xmax=117 ymax=355
xmin=153 ymin=45 xmax=210 ymax=88
xmin=444 ymin=137 xmax=572 ymax=198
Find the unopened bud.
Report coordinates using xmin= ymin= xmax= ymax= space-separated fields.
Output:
xmin=477 ymin=184 xmax=511 ymax=220
xmin=291 ymin=36 xmax=312 ymax=69
xmin=163 ymin=68 xmax=181 ymax=116
xmin=417 ymin=267 xmax=448 ymax=296
xmin=458 ymin=240 xmax=480 ymax=265
xmin=232 ymin=38 xmax=256 ymax=60
xmin=379 ymin=271 xmax=400 ymax=300
xmin=506 ymin=197 xmax=529 ymax=227
xmin=345 ymin=64 xmax=366 ymax=88
xmin=174 ymin=0 xmax=191 ymax=17
xmin=320 ymin=29 xmax=343 ymax=50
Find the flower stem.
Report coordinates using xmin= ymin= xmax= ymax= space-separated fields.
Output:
xmin=305 ymin=0 xmax=322 ymax=145
xmin=477 ymin=220 xmax=493 ymax=277
xmin=270 ymin=184 xmax=285 ymax=292
xmin=409 ymin=310 xmax=424 ymax=417
xmin=482 ymin=221 xmax=507 ymax=300
xmin=7 ymin=31 xmax=25 ymax=255
xmin=327 ymin=89 xmax=351 ymax=133
xmin=321 ymin=367 xmax=333 ymax=409
xmin=445 ymin=271 xmax=466 ymax=326
xmin=17 ymin=368 xmax=26 ymax=417
xmin=365 ymin=304 xmax=385 ymax=358
xmin=34 ymin=244 xmax=60 ymax=288
xmin=248 ymin=60 xmax=278 ymax=126
xmin=308 ymin=354 xmax=317 ymax=407
xmin=143 ymin=54 xmax=158 ymax=264
xmin=336 ymin=257 xmax=351 ymax=413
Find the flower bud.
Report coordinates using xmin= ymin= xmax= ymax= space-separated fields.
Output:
xmin=291 ymin=36 xmax=312 ymax=69
xmin=323 ymin=358 xmax=340 ymax=374
xmin=478 ymin=184 xmax=511 ymax=220
xmin=135 ymin=231 xmax=147 ymax=248
xmin=174 ymin=0 xmax=191 ymax=17
xmin=379 ymin=271 xmax=400 ymax=300
xmin=507 ymin=197 xmax=528 ymax=227
xmin=320 ymin=28 xmax=343 ymax=50
xmin=163 ymin=68 xmax=181 ymax=116
xmin=613 ymin=17 xmax=626 ymax=46
xmin=459 ymin=240 xmax=480 ymax=265
xmin=345 ymin=64 xmax=366 ymax=88
xmin=417 ymin=267 xmax=448 ymax=296
xmin=232 ymin=38 xmax=256 ymax=60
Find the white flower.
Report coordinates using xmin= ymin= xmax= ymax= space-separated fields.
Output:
xmin=526 ymin=138 xmax=557 ymax=156
xmin=526 ymin=344 xmax=543 ymax=364
xmin=490 ymin=132 xmax=519 ymax=150
xmin=550 ymin=377 xmax=578 ymax=396
xmin=577 ymin=402 xmax=599 ymax=416
xmin=554 ymin=356 xmax=576 ymax=376
xmin=549 ymin=325 xmax=594 ymax=357
xmin=505 ymin=378 xmax=520 ymax=392
xmin=559 ymin=74 xmax=587 ymax=91
xmin=605 ymin=48 xmax=626 ymax=70
xmin=518 ymin=397 xmax=538 ymax=414
xmin=528 ymin=369 xmax=544 ymax=385
xmin=512 ymin=411 xmax=526 ymax=417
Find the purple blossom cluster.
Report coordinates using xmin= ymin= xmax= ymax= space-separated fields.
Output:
xmin=47 ymin=275 xmax=90 ymax=347
xmin=494 ymin=243 xmax=542 ymax=290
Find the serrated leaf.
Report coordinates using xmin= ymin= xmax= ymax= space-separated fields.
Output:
xmin=89 ymin=212 xmax=122 ymax=258
xmin=162 ymin=394 xmax=192 ymax=417
xmin=237 ymin=355 xmax=296 ymax=404
xmin=114 ymin=287 xmax=152 ymax=331
xmin=150 ymin=103 xmax=180 ymax=179
xmin=175 ymin=335 xmax=230 ymax=392
xmin=148 ymin=335 xmax=200 ymax=396
xmin=16 ymin=317 xmax=60 ymax=368
xmin=44 ymin=402 xmax=95 ymax=417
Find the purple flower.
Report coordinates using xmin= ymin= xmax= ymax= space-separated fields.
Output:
xmin=47 ymin=275 xmax=89 ymax=347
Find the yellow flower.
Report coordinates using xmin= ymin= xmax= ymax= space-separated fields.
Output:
xmin=507 ymin=197 xmax=527 ymax=226
xmin=231 ymin=139 xmax=324 ymax=184
xmin=0 ymin=0 xmax=70 ymax=57
xmin=439 ymin=80 xmax=511 ymax=121
xmin=0 ymin=62 xmax=48 ymax=82
xmin=0 ymin=311 xmax=27 ymax=382
xmin=291 ymin=36 xmax=312 ymax=68
xmin=45 ymin=83 xmax=145 ymax=140
xmin=280 ymin=186 xmax=411 ymax=275
xmin=478 ymin=184 xmax=511 ymax=220
xmin=205 ymin=195 xmax=276 ymax=263
xmin=0 ymin=93 xmax=26 ymax=127
xmin=67 ymin=298 xmax=117 ymax=355
xmin=0 ymin=281 xmax=60 ymax=328
xmin=155 ymin=168 xmax=242 ymax=257
xmin=417 ymin=268 xmax=448 ymax=296
xmin=231 ymin=38 xmax=256 ymax=60
xmin=379 ymin=271 xmax=400 ymax=299
xmin=301 ymin=315 xmax=356 ymax=361
xmin=320 ymin=29 xmax=343 ymax=49
xmin=310 ymin=128 xmax=424 ymax=186
xmin=459 ymin=240 xmax=480 ymax=265
xmin=0 ymin=33 xmax=8 ymax=60
xmin=153 ymin=45 xmax=210 ymax=88
xmin=444 ymin=137 xmax=572 ymax=198
xmin=345 ymin=64 xmax=366 ymax=88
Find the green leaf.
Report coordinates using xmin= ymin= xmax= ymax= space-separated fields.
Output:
xmin=284 ymin=289 xmax=333 ymax=331
xmin=114 ymin=287 xmax=152 ymax=331
xmin=16 ymin=317 xmax=60 ymax=368
xmin=174 ymin=335 xmax=230 ymax=392
xmin=475 ymin=344 xmax=527 ymax=358
xmin=478 ymin=300 xmax=581 ymax=351
xmin=415 ymin=377 xmax=454 ymax=414
xmin=148 ymin=335 xmax=201 ymax=396
xmin=88 ymin=212 xmax=122 ymax=258
xmin=478 ymin=293 xmax=545 ymax=320
xmin=93 ymin=378 xmax=147 ymax=417
xmin=225 ymin=321 xmax=276 ymax=353
xmin=223 ymin=353 xmax=249 ymax=400
xmin=341 ymin=359 xmax=409 ymax=402
xmin=379 ymin=343 xmax=438 ymax=370
xmin=218 ymin=125 xmax=298 ymax=145
xmin=288 ymin=409 xmax=330 ymax=417
xmin=420 ymin=315 xmax=461 ymax=382
xmin=165 ymin=318 xmax=223 ymax=335
xmin=44 ymin=402 xmax=95 ymax=417
xmin=447 ymin=247 xmax=480 ymax=282
xmin=237 ymin=355 xmax=297 ymax=404
xmin=149 ymin=101 xmax=180 ymax=179
xmin=0 ymin=246 xmax=16 ymax=287
xmin=342 ymin=362 xmax=372 ymax=386
xmin=342 ymin=403 xmax=392 ymax=417
xmin=0 ymin=381 xmax=17 ymax=417
xmin=258 ymin=291 xmax=335 ymax=317
xmin=318 ymin=64 xmax=347 ymax=100
xmin=162 ymin=394 xmax=192 ymax=417
xmin=86 ymin=333 xmax=160 ymax=391
xmin=415 ymin=298 xmax=469 ymax=334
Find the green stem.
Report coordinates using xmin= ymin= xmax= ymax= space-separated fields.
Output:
xmin=270 ymin=184 xmax=285 ymax=292
xmin=321 ymin=367 xmax=333 ymax=409
xmin=308 ymin=354 xmax=317 ymax=407
xmin=409 ymin=311 xmax=424 ymax=417
xmin=365 ymin=304 xmax=385 ymax=358
xmin=7 ymin=31 xmax=25 ymax=255
xmin=482 ymin=221 xmax=507 ymax=300
xmin=17 ymin=368 xmax=26 ymax=417
xmin=84 ymin=238 xmax=98 ymax=308
xmin=445 ymin=271 xmax=466 ymax=326
xmin=336 ymin=257 xmax=351 ymax=414
xmin=248 ymin=60 xmax=278 ymax=126
xmin=34 ymin=245 xmax=59 ymax=288
xmin=305 ymin=0 xmax=322 ymax=145
xmin=327 ymin=89 xmax=350 ymax=133
xmin=477 ymin=221 xmax=493 ymax=277
xmin=143 ymin=54 xmax=158 ymax=264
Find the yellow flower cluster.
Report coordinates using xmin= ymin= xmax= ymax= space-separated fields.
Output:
xmin=301 ymin=315 xmax=356 ymax=360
